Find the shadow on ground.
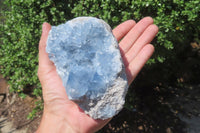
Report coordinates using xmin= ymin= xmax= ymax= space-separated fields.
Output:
xmin=99 ymin=83 xmax=200 ymax=133
xmin=99 ymin=40 xmax=200 ymax=133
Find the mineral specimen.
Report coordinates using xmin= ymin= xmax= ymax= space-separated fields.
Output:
xmin=46 ymin=17 xmax=128 ymax=119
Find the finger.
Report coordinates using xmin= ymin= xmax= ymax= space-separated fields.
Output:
xmin=119 ymin=17 xmax=154 ymax=55
xmin=125 ymin=44 xmax=154 ymax=84
xmin=112 ymin=20 xmax=136 ymax=41
xmin=38 ymin=22 xmax=53 ymax=68
xmin=123 ymin=24 xmax=158 ymax=66
xmin=38 ymin=23 xmax=69 ymax=100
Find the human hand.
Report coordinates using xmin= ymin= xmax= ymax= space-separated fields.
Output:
xmin=113 ymin=17 xmax=158 ymax=84
xmin=37 ymin=17 xmax=158 ymax=133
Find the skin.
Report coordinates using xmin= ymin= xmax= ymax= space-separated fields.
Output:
xmin=36 ymin=17 xmax=158 ymax=133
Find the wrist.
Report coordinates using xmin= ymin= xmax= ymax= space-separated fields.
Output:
xmin=36 ymin=109 xmax=77 ymax=133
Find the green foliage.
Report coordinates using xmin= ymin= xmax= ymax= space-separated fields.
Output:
xmin=0 ymin=0 xmax=76 ymax=96
xmin=0 ymin=0 xmax=199 ymax=118
xmin=27 ymin=100 xmax=43 ymax=120
xmin=72 ymin=0 xmax=200 ymax=63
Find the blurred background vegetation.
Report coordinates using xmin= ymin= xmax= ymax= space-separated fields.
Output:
xmin=0 ymin=0 xmax=200 ymax=132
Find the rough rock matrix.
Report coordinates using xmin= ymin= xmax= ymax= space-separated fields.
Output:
xmin=46 ymin=17 xmax=128 ymax=119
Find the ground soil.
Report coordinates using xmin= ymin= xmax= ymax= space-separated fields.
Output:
xmin=1 ymin=77 xmax=200 ymax=133
xmin=0 ymin=75 xmax=41 ymax=133
xmin=0 ymin=93 xmax=41 ymax=133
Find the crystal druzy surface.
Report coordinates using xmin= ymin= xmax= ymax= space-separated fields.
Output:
xmin=46 ymin=17 xmax=128 ymax=119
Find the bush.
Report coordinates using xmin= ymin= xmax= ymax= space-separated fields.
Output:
xmin=72 ymin=0 xmax=200 ymax=63
xmin=0 ymin=0 xmax=200 ymax=117
xmin=0 ymin=0 xmax=75 ymax=95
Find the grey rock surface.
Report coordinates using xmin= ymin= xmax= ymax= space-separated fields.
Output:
xmin=46 ymin=17 xmax=128 ymax=119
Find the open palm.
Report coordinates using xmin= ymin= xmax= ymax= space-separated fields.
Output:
xmin=37 ymin=17 xmax=158 ymax=133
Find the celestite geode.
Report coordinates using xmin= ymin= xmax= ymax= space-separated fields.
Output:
xmin=46 ymin=17 xmax=128 ymax=119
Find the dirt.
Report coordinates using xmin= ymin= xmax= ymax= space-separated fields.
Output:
xmin=0 ymin=78 xmax=200 ymax=132
xmin=0 ymin=76 xmax=41 ymax=133
xmin=0 ymin=94 xmax=41 ymax=133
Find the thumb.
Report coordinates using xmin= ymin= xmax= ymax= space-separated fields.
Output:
xmin=38 ymin=23 xmax=54 ymax=79
xmin=38 ymin=22 xmax=52 ymax=67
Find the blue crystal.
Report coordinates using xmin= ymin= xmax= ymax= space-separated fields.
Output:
xmin=46 ymin=17 xmax=128 ymax=119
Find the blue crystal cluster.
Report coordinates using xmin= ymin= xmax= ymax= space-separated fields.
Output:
xmin=46 ymin=17 xmax=128 ymax=119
